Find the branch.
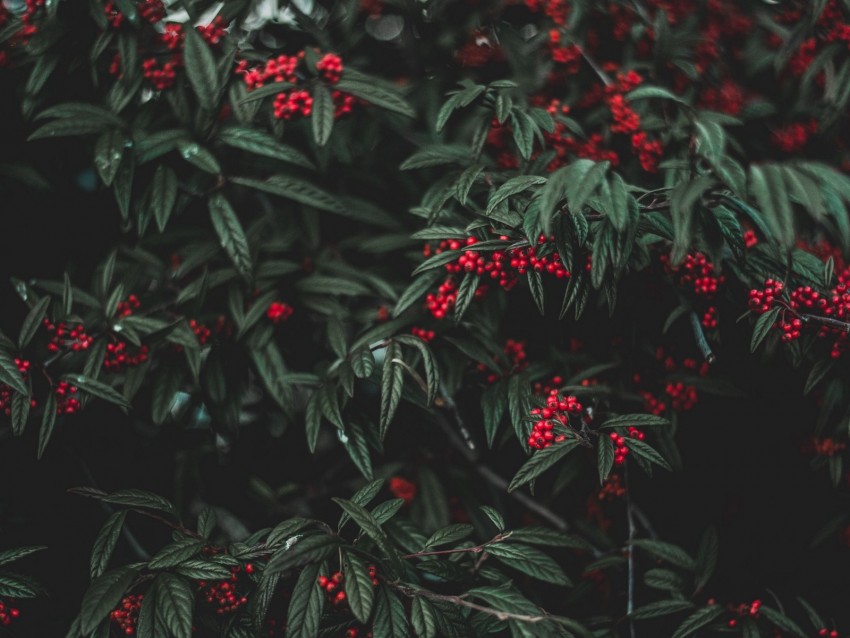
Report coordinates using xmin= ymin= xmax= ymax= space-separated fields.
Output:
xmin=394 ymin=584 xmax=571 ymax=626
xmin=799 ymin=313 xmax=850 ymax=332
xmin=625 ymin=464 xmax=637 ymax=638
xmin=402 ymin=532 xmax=511 ymax=559
xmin=689 ymin=311 xmax=716 ymax=364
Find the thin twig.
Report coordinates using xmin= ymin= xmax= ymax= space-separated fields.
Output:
xmin=402 ymin=533 xmax=510 ymax=559
xmin=576 ymin=44 xmax=613 ymax=87
xmin=394 ymin=584 xmax=573 ymax=625
xmin=625 ymin=464 xmax=637 ymax=638
xmin=799 ymin=313 xmax=850 ymax=332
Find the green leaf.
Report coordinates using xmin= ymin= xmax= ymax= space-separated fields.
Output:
xmin=482 ymin=381 xmax=507 ymax=448
xmin=410 ymin=596 xmax=438 ymax=638
xmin=380 ymin=341 xmax=404 ymax=438
xmin=394 ymin=335 xmax=440 ymax=405
xmin=94 ymin=129 xmax=127 ymax=186
xmin=217 ymin=127 xmax=314 ymax=169
xmin=62 ymin=374 xmax=130 ymax=410
xmin=0 ymin=573 xmax=41 ymax=599
xmin=351 ymin=347 xmax=376 ymax=379
xmin=151 ymin=165 xmax=178 ymax=232
xmin=231 ymin=175 xmax=344 ymax=213
xmin=598 ymin=414 xmax=671 ymax=429
xmin=631 ymin=600 xmax=694 ymax=619
xmin=423 ymin=524 xmax=474 ymax=549
xmin=250 ymin=343 xmax=294 ymax=413
xmin=759 ymin=606 xmax=806 ymax=638
xmin=597 ymin=436 xmax=614 ymax=484
xmin=751 ymin=307 xmax=780 ymax=353
xmin=539 ymin=166 xmax=569 ymax=233
xmin=311 ymin=82 xmax=335 ymax=146
xmin=147 ymin=539 xmax=204 ymax=569
xmin=672 ymin=605 xmax=724 ymax=638
xmin=694 ymin=527 xmax=718 ymax=591
xmin=10 ymin=389 xmax=30 ymax=436
xmin=485 ymin=543 xmax=571 ymax=585
xmin=209 ymin=193 xmax=253 ymax=281
xmin=750 ymin=164 xmax=794 ymax=249
xmin=487 ymin=176 xmax=547 ymax=213
xmin=508 ymin=439 xmax=581 ymax=492
xmin=342 ymin=549 xmax=375 ymax=624
xmin=90 ymin=511 xmax=128 ymax=579
xmin=81 ymin=566 xmax=139 ymax=634
xmin=336 ymin=75 xmax=415 ymax=117
xmin=372 ymin=587 xmax=411 ymax=638
xmin=286 ymin=562 xmax=324 ymax=638
xmin=155 ymin=574 xmax=194 ymax=638
xmin=0 ymin=546 xmax=46 ymax=567
xmin=183 ymin=29 xmax=219 ymax=110
xmin=624 ymin=438 xmax=672 ymax=471
xmin=453 ymin=273 xmax=479 ymax=321
xmin=631 ymin=539 xmax=695 ymax=570
xmin=627 ymin=86 xmax=687 ymax=102
xmin=527 ymin=270 xmax=544 ymax=315
xmin=568 ymin=160 xmax=609 ymax=215
xmin=100 ymin=489 xmax=178 ymax=518
xmin=333 ymin=498 xmax=404 ymax=576
xmin=0 ymin=351 xmax=28 ymax=394
xmin=37 ymin=393 xmax=57 ymax=459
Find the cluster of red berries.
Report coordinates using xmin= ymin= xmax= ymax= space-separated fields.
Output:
xmin=547 ymin=30 xmax=581 ymax=72
xmin=661 ymin=252 xmax=724 ymax=329
xmin=116 ymin=294 xmax=141 ymax=318
xmin=55 ymin=381 xmax=81 ymax=415
xmin=136 ymin=17 xmax=227 ymax=90
xmin=142 ymin=58 xmax=177 ymax=90
xmin=597 ymin=473 xmax=626 ymax=500
xmin=477 ymin=339 xmax=528 ymax=384
xmin=422 ymin=234 xmax=570 ymax=319
xmin=664 ymin=382 xmax=698 ymax=412
xmin=801 ymin=437 xmax=847 ymax=457
xmin=749 ymin=272 xmax=850 ymax=355
xmin=609 ymin=427 xmax=644 ymax=465
xmin=237 ymin=50 xmax=355 ymax=121
xmin=817 ymin=630 xmax=840 ymax=638
xmin=533 ymin=375 xmax=564 ymax=396
xmin=389 ymin=476 xmax=417 ymax=504
xmin=316 ymin=53 xmax=343 ymax=83
xmin=110 ymin=593 xmax=143 ymax=635
xmin=0 ymin=598 xmax=20 ymax=627
xmin=410 ymin=327 xmax=435 ymax=343
xmin=273 ymin=90 xmax=313 ymax=120
xmin=44 ymin=320 xmax=93 ymax=353
xmin=267 ymin=302 xmax=294 ymax=324
xmin=198 ymin=565 xmax=249 ymax=615
xmin=103 ymin=342 xmax=150 ymax=372
xmin=105 ymin=0 xmax=164 ymax=28
xmin=724 ymin=599 xmax=762 ymax=628
xmin=771 ymin=120 xmax=818 ymax=153
xmin=17 ymin=0 xmax=45 ymax=39
xmin=527 ymin=391 xmax=582 ymax=450
xmin=343 ymin=629 xmax=373 ymax=638
xmin=699 ymin=80 xmax=745 ymax=116
xmin=190 ymin=319 xmax=211 ymax=345
xmin=604 ymin=71 xmax=664 ymax=173
xmin=197 ymin=16 xmax=228 ymax=45
xmin=318 ymin=566 xmax=379 ymax=607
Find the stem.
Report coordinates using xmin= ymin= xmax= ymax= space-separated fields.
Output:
xmin=402 ymin=533 xmax=510 ymax=559
xmin=576 ymin=44 xmax=613 ymax=87
xmin=394 ymin=584 xmax=573 ymax=626
xmin=625 ymin=464 xmax=637 ymax=638
xmin=799 ymin=313 xmax=850 ymax=332
xmin=689 ymin=311 xmax=716 ymax=364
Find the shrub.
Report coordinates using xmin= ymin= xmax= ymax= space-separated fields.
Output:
xmin=1 ymin=0 xmax=850 ymax=636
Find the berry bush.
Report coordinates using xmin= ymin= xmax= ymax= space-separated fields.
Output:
xmin=4 ymin=0 xmax=850 ymax=636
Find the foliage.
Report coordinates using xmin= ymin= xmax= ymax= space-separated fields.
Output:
xmin=1 ymin=0 xmax=850 ymax=635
